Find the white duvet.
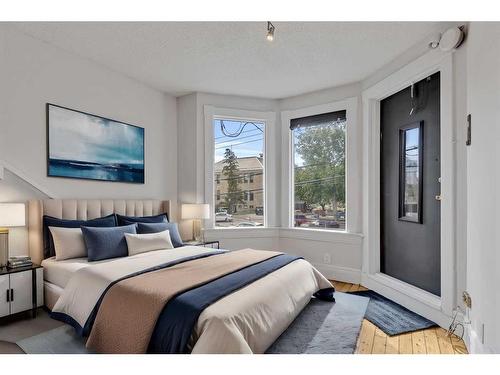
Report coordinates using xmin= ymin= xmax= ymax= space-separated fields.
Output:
xmin=52 ymin=246 xmax=333 ymax=353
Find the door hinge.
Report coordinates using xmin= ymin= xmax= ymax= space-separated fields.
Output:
xmin=466 ymin=114 xmax=472 ymax=146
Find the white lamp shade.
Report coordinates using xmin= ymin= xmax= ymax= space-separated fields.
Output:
xmin=0 ymin=203 xmax=26 ymax=227
xmin=181 ymin=204 xmax=210 ymax=220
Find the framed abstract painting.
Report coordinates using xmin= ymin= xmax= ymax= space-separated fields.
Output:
xmin=46 ymin=103 xmax=145 ymax=184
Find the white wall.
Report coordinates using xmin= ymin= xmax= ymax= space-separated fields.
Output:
xmin=466 ymin=22 xmax=500 ymax=353
xmin=1 ymin=26 xmax=178 ymax=203
xmin=0 ymin=25 xmax=178 ymax=254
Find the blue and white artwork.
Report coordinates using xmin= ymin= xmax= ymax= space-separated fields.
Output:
xmin=47 ymin=104 xmax=145 ymax=183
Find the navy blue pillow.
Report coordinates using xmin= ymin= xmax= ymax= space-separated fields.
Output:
xmin=116 ymin=213 xmax=168 ymax=226
xmin=42 ymin=214 xmax=117 ymax=259
xmin=136 ymin=222 xmax=184 ymax=248
xmin=82 ymin=224 xmax=137 ymax=262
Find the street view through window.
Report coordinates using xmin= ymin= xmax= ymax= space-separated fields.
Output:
xmin=213 ymin=118 xmax=264 ymax=228
xmin=292 ymin=110 xmax=347 ymax=230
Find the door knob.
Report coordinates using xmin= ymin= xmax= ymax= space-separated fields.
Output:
xmin=435 ymin=195 xmax=442 ymax=201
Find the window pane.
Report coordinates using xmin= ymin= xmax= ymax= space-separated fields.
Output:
xmin=292 ymin=112 xmax=346 ymax=230
xmin=213 ymin=119 xmax=264 ymax=228
xmin=399 ymin=123 xmax=422 ymax=223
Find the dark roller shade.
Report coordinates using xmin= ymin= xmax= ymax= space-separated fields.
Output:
xmin=290 ymin=110 xmax=346 ymax=130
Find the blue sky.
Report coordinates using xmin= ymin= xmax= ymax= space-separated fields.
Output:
xmin=213 ymin=119 xmax=264 ymax=162
xmin=49 ymin=105 xmax=144 ymax=165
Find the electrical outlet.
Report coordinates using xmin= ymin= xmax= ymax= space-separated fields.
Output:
xmin=463 ymin=291 xmax=472 ymax=308
xmin=323 ymin=254 xmax=331 ymax=264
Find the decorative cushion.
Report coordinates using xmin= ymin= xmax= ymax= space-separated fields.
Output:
xmin=82 ymin=224 xmax=137 ymax=262
xmin=125 ymin=230 xmax=174 ymax=256
xmin=49 ymin=227 xmax=87 ymax=261
xmin=136 ymin=222 xmax=184 ymax=248
xmin=116 ymin=213 xmax=168 ymax=226
xmin=42 ymin=214 xmax=117 ymax=259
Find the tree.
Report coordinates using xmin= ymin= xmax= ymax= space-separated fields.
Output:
xmin=294 ymin=121 xmax=345 ymax=215
xmin=222 ymin=148 xmax=244 ymax=214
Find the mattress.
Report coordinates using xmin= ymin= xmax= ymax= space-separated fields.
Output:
xmin=41 ymin=257 xmax=92 ymax=289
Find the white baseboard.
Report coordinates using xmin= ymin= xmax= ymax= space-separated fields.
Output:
xmin=312 ymin=263 xmax=361 ymax=284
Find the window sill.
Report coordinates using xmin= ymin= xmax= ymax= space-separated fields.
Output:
xmin=278 ymin=227 xmax=363 ymax=244
xmin=204 ymin=227 xmax=278 ymax=239
xmin=204 ymin=226 xmax=363 ymax=244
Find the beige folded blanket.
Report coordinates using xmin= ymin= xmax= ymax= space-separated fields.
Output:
xmin=86 ymin=249 xmax=281 ymax=353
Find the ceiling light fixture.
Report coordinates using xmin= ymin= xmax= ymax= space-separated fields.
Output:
xmin=266 ymin=21 xmax=275 ymax=42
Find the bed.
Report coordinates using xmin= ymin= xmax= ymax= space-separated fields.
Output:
xmin=28 ymin=199 xmax=335 ymax=354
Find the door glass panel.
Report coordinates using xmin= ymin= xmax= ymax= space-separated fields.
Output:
xmin=399 ymin=122 xmax=423 ymax=223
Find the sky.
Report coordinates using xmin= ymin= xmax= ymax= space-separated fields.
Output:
xmin=49 ymin=105 xmax=144 ymax=165
xmin=213 ymin=119 xmax=264 ymax=162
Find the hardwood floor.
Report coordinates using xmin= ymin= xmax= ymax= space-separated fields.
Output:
xmin=330 ymin=280 xmax=468 ymax=354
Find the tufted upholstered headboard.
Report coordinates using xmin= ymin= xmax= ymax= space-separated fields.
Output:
xmin=28 ymin=199 xmax=171 ymax=265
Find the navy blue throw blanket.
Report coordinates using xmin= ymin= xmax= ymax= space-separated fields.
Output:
xmin=148 ymin=254 xmax=335 ymax=353
xmin=51 ymin=251 xmax=224 ymax=336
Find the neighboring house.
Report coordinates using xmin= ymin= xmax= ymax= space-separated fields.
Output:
xmin=214 ymin=156 xmax=263 ymax=212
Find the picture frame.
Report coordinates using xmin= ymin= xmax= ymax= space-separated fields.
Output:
xmin=46 ymin=103 xmax=145 ymax=184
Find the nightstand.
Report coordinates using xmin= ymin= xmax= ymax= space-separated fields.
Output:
xmin=184 ymin=240 xmax=220 ymax=249
xmin=0 ymin=264 xmax=43 ymax=319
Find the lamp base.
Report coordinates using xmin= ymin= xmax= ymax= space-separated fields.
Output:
xmin=0 ymin=228 xmax=9 ymax=268
xmin=192 ymin=219 xmax=205 ymax=243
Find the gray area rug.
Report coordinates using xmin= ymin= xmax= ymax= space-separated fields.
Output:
xmin=16 ymin=292 xmax=368 ymax=354
xmin=350 ymin=290 xmax=437 ymax=336
xmin=0 ymin=309 xmax=63 ymax=342
xmin=17 ymin=325 xmax=92 ymax=354
xmin=267 ymin=292 xmax=369 ymax=354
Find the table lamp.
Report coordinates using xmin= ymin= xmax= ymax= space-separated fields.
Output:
xmin=181 ymin=203 xmax=210 ymax=242
xmin=0 ymin=203 xmax=26 ymax=268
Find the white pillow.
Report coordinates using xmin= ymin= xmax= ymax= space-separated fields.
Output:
xmin=49 ymin=226 xmax=87 ymax=261
xmin=125 ymin=229 xmax=174 ymax=256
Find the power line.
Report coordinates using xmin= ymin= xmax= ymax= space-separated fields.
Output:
xmin=216 ymin=120 xmax=264 ymax=138
xmin=215 ymin=188 xmax=264 ymax=196
xmin=215 ymin=132 xmax=264 ymax=145
xmin=215 ymin=138 xmax=263 ymax=150
xmin=294 ymin=162 xmax=341 ymax=169
xmin=294 ymin=175 xmax=345 ymax=186
xmin=215 ymin=172 xmax=264 ymax=182
xmin=215 ymin=128 xmax=263 ymax=140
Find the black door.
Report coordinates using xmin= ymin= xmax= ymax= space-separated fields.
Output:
xmin=380 ymin=72 xmax=441 ymax=296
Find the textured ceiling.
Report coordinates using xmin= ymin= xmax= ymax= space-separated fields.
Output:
xmin=12 ymin=22 xmax=445 ymax=99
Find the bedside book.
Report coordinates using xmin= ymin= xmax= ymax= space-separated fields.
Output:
xmin=8 ymin=256 xmax=33 ymax=269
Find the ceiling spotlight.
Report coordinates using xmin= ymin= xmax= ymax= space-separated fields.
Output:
xmin=266 ymin=21 xmax=275 ymax=42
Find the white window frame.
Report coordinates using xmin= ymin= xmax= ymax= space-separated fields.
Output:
xmin=203 ymin=105 xmax=276 ymax=230
xmin=280 ymin=97 xmax=359 ymax=234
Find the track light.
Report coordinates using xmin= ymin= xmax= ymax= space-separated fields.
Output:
xmin=266 ymin=21 xmax=275 ymax=42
